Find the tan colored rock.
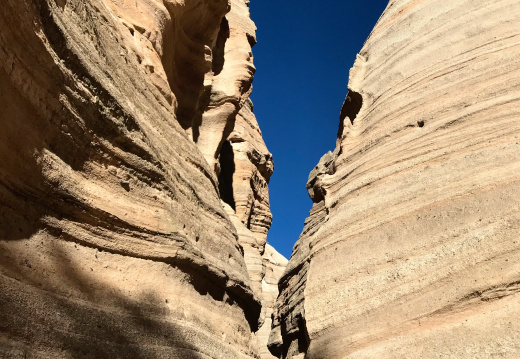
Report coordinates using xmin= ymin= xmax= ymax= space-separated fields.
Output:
xmin=258 ymin=244 xmax=289 ymax=359
xmin=270 ymin=1 xmax=520 ymax=358
xmin=203 ymin=6 xmax=283 ymax=352
xmin=194 ymin=0 xmax=257 ymax=175
xmin=0 ymin=0 xmax=275 ymax=357
xmin=218 ymin=67 xmax=283 ymax=359
xmin=229 ymin=99 xmax=274 ymax=243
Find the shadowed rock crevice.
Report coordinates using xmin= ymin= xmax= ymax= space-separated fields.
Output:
xmin=218 ymin=140 xmax=236 ymax=210
xmin=212 ymin=18 xmax=230 ymax=76
xmin=338 ymin=90 xmax=363 ymax=139
xmin=161 ymin=0 xmax=229 ymax=129
xmin=268 ymin=311 xmax=310 ymax=359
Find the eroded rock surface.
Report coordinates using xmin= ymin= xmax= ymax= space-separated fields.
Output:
xmin=220 ymin=84 xmax=282 ymax=359
xmin=259 ymin=244 xmax=289 ymax=359
xmin=194 ymin=0 xmax=258 ymax=176
xmin=270 ymin=1 xmax=520 ymax=358
xmin=0 ymin=0 xmax=284 ymax=357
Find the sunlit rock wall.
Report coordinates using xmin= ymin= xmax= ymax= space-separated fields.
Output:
xmin=0 ymin=0 xmax=284 ymax=357
xmin=270 ymin=1 xmax=520 ymax=358
xmin=221 ymin=87 xmax=281 ymax=359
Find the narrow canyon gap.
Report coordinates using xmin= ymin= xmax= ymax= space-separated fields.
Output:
xmin=0 ymin=1 xmax=519 ymax=359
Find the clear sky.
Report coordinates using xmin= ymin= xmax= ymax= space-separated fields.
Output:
xmin=249 ymin=1 xmax=390 ymax=259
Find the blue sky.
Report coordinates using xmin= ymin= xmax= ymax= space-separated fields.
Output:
xmin=249 ymin=1 xmax=389 ymax=258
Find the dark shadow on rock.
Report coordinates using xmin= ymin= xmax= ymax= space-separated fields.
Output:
xmin=338 ymin=90 xmax=363 ymax=139
xmin=218 ymin=140 xmax=236 ymax=210
xmin=0 ymin=239 xmax=203 ymax=359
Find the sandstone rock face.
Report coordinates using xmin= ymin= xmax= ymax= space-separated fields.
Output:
xmin=270 ymin=1 xmax=520 ymax=358
xmin=259 ymin=244 xmax=289 ymax=359
xmin=206 ymin=1 xmax=283 ymax=356
xmin=194 ymin=0 xmax=258 ymax=176
xmin=0 ymin=0 xmax=284 ymax=357
xmin=220 ymin=78 xmax=281 ymax=359
xmin=228 ymin=99 xmax=274 ymax=243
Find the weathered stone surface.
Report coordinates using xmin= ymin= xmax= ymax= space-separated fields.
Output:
xmin=270 ymin=1 xmax=520 ymax=358
xmin=258 ymin=244 xmax=289 ymax=359
xmin=217 ymin=52 xmax=282 ymax=358
xmin=0 ymin=0 xmax=280 ymax=357
xmin=194 ymin=0 xmax=257 ymax=176
xmin=228 ymin=99 xmax=274 ymax=243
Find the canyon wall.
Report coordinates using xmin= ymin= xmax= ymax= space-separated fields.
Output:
xmin=0 ymin=0 xmax=285 ymax=358
xmin=270 ymin=0 xmax=520 ymax=358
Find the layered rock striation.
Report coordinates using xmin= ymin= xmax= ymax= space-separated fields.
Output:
xmin=259 ymin=244 xmax=288 ymax=359
xmin=270 ymin=1 xmax=520 ymax=358
xmin=0 ymin=0 xmax=285 ymax=358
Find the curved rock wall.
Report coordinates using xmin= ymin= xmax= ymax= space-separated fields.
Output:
xmin=0 ymin=0 xmax=285 ymax=357
xmin=222 ymin=86 xmax=280 ymax=359
xmin=270 ymin=1 xmax=520 ymax=358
